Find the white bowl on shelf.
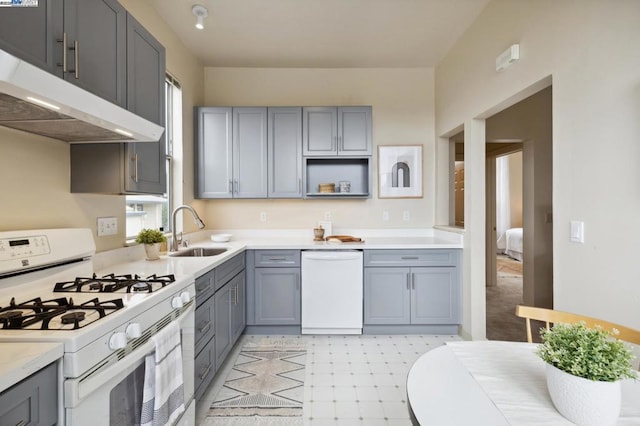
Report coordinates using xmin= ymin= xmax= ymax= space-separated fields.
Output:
xmin=211 ymin=233 xmax=232 ymax=242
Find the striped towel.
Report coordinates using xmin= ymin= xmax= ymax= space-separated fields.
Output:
xmin=141 ymin=321 xmax=185 ymax=426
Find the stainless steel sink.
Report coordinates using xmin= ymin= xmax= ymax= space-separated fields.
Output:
xmin=169 ymin=247 xmax=228 ymax=257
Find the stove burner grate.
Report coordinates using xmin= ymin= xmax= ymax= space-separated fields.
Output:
xmin=54 ymin=273 xmax=175 ymax=293
xmin=0 ymin=296 xmax=124 ymax=330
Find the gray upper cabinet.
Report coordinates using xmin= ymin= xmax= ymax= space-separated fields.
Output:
xmin=268 ymin=107 xmax=303 ymax=198
xmin=70 ymin=6 xmax=166 ymax=195
xmin=303 ymin=106 xmax=372 ymax=156
xmin=124 ymin=13 xmax=166 ymax=194
xmin=63 ymin=0 xmax=127 ymax=107
xmin=196 ymin=107 xmax=233 ymax=198
xmin=0 ymin=0 xmax=62 ymax=75
xmin=196 ymin=107 xmax=272 ymax=199
xmin=233 ymin=107 xmax=268 ymax=198
xmin=0 ymin=0 xmax=126 ymax=106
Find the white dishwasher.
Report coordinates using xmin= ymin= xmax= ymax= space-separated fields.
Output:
xmin=301 ymin=250 xmax=363 ymax=334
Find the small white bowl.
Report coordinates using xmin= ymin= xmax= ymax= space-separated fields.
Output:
xmin=211 ymin=233 xmax=232 ymax=242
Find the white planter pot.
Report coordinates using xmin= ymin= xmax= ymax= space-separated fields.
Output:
xmin=143 ymin=243 xmax=161 ymax=261
xmin=546 ymin=363 xmax=621 ymax=426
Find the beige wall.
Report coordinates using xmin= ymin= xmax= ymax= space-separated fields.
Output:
xmin=435 ymin=0 xmax=640 ymax=336
xmin=201 ymin=67 xmax=435 ymax=230
xmin=0 ymin=3 xmax=203 ymax=252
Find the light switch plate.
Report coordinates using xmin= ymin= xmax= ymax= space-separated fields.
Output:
xmin=97 ymin=217 xmax=118 ymax=236
xmin=570 ymin=220 xmax=584 ymax=243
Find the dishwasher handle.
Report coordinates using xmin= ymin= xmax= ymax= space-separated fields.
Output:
xmin=302 ymin=251 xmax=362 ymax=261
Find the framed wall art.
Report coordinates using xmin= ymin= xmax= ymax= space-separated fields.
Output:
xmin=378 ymin=145 xmax=423 ymax=198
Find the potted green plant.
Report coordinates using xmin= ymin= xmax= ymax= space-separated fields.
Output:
xmin=536 ymin=322 xmax=636 ymax=426
xmin=135 ymin=228 xmax=166 ymax=261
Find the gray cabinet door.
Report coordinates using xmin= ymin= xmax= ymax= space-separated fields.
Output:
xmin=268 ymin=107 xmax=302 ymax=198
xmin=302 ymin=107 xmax=338 ymax=156
xmin=196 ymin=107 xmax=233 ymax=198
xmin=233 ymin=107 xmax=268 ymax=198
xmin=214 ymin=282 xmax=232 ymax=366
xmin=338 ymin=106 xmax=372 ymax=155
xmin=231 ymin=271 xmax=246 ymax=342
xmin=0 ymin=362 xmax=57 ymax=426
xmin=411 ymin=267 xmax=459 ymax=324
xmin=254 ymin=268 xmax=301 ymax=325
xmin=364 ymin=267 xmax=411 ymax=324
xmin=0 ymin=0 xmax=62 ymax=75
xmin=124 ymin=13 xmax=166 ymax=194
xmin=63 ymin=0 xmax=127 ymax=107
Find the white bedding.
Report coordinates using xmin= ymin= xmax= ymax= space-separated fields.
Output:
xmin=497 ymin=228 xmax=523 ymax=261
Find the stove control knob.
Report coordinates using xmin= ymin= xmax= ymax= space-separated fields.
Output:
xmin=109 ymin=332 xmax=127 ymax=351
xmin=180 ymin=291 xmax=192 ymax=304
xmin=171 ymin=296 xmax=184 ymax=309
xmin=126 ymin=323 xmax=142 ymax=340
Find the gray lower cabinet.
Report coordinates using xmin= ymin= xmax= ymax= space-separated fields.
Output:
xmin=0 ymin=361 xmax=57 ymax=426
xmin=194 ymin=253 xmax=245 ymax=401
xmin=194 ymin=268 xmax=216 ymax=401
xmin=363 ymin=250 xmax=460 ymax=328
xmin=215 ymin=271 xmax=246 ymax=367
xmin=246 ymin=250 xmax=301 ymax=329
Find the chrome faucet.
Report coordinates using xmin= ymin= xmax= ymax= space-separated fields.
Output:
xmin=171 ymin=205 xmax=206 ymax=251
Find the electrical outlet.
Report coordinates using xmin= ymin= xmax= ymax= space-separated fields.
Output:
xmin=382 ymin=211 xmax=389 ymax=221
xmin=97 ymin=217 xmax=117 ymax=236
xmin=260 ymin=212 xmax=268 ymax=222
xmin=403 ymin=211 xmax=410 ymax=221
xmin=324 ymin=211 xmax=332 ymax=220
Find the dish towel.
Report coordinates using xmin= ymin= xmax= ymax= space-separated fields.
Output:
xmin=140 ymin=321 xmax=185 ymax=426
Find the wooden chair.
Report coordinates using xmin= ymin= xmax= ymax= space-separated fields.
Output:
xmin=515 ymin=304 xmax=640 ymax=345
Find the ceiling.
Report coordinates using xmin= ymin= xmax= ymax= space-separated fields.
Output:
xmin=148 ymin=0 xmax=490 ymax=68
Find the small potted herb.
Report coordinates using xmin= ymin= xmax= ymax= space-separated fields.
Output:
xmin=536 ymin=322 xmax=636 ymax=425
xmin=135 ymin=228 xmax=166 ymax=261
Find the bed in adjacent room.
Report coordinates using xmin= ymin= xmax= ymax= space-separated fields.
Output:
xmin=497 ymin=227 xmax=523 ymax=262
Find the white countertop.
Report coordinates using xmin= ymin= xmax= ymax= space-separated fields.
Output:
xmin=0 ymin=342 xmax=63 ymax=393
xmin=95 ymin=230 xmax=463 ymax=278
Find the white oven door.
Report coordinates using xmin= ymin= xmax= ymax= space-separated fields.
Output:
xmin=64 ymin=304 xmax=195 ymax=426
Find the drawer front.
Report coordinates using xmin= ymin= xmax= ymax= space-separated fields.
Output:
xmin=364 ymin=249 xmax=459 ymax=267
xmin=194 ymin=341 xmax=216 ymax=401
xmin=0 ymin=361 xmax=57 ymax=426
xmin=215 ymin=252 xmax=245 ymax=291
xmin=195 ymin=271 xmax=214 ymax=307
xmin=254 ymin=250 xmax=301 ymax=267
xmin=194 ymin=295 xmax=215 ymax=355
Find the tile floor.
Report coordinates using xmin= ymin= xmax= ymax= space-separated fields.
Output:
xmin=197 ymin=334 xmax=461 ymax=425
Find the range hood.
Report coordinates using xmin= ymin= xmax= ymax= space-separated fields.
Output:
xmin=0 ymin=49 xmax=164 ymax=143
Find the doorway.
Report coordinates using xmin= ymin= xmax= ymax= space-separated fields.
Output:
xmin=484 ymin=86 xmax=553 ymax=342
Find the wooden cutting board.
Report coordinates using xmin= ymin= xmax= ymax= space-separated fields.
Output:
xmin=325 ymin=235 xmax=364 ymax=243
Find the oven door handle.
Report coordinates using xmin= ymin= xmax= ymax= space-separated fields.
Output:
xmin=65 ymin=304 xmax=194 ymax=408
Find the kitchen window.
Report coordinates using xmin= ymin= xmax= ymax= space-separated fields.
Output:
xmin=126 ymin=75 xmax=182 ymax=239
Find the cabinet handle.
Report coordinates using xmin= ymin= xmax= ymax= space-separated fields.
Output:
xmin=401 ymin=256 xmax=419 ymax=260
xmin=406 ymin=273 xmax=410 ymax=290
xmin=234 ymin=180 xmax=239 ymax=194
xmin=333 ymin=136 xmax=337 ymax=151
xmin=73 ymin=40 xmax=79 ymax=79
xmin=132 ymin=154 xmax=138 ymax=182
xmin=199 ymin=363 xmax=212 ymax=380
xmin=196 ymin=282 xmax=212 ymax=293
xmin=68 ymin=40 xmax=79 ymax=78
xmin=198 ymin=320 xmax=212 ymax=335
xmin=412 ymin=274 xmax=415 ymax=290
xmin=267 ymin=257 xmax=286 ymax=261
xmin=56 ymin=32 xmax=68 ymax=72
xmin=298 ymin=178 xmax=302 ymax=193
xmin=228 ymin=179 xmax=233 ymax=193
xmin=338 ymin=135 xmax=342 ymax=152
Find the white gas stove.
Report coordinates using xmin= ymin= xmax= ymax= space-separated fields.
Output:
xmin=0 ymin=229 xmax=196 ymax=425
